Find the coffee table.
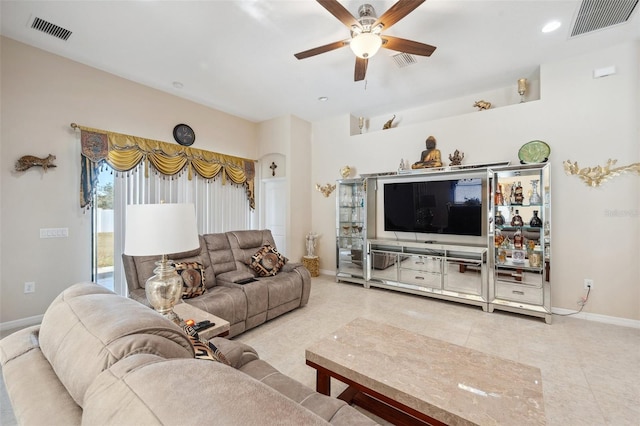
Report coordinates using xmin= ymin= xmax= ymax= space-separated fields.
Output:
xmin=306 ymin=318 xmax=545 ymax=426
xmin=172 ymin=302 xmax=230 ymax=339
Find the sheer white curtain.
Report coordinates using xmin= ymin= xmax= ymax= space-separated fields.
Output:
xmin=111 ymin=165 xmax=253 ymax=296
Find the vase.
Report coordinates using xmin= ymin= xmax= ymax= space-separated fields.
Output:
xmin=529 ymin=180 xmax=542 ymax=205
xmin=529 ymin=210 xmax=543 ymax=227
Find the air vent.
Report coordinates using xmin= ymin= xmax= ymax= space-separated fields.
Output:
xmin=392 ymin=52 xmax=417 ymax=68
xmin=571 ymin=0 xmax=638 ymax=37
xmin=30 ymin=17 xmax=72 ymax=41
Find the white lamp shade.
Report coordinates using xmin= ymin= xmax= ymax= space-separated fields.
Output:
xmin=350 ymin=32 xmax=382 ymax=59
xmin=124 ymin=203 xmax=200 ymax=256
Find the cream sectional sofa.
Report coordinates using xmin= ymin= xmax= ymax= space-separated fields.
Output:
xmin=123 ymin=229 xmax=311 ymax=337
xmin=0 ymin=282 xmax=378 ymax=425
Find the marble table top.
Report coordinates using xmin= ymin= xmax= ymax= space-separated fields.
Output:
xmin=306 ymin=318 xmax=545 ymax=425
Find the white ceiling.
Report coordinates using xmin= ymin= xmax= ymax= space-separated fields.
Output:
xmin=1 ymin=1 xmax=639 ymax=123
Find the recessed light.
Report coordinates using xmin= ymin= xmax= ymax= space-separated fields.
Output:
xmin=172 ymin=81 xmax=184 ymax=89
xmin=318 ymin=96 xmax=328 ymax=102
xmin=542 ymin=20 xmax=561 ymax=33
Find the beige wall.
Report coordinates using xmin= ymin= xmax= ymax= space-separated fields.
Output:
xmin=257 ymin=115 xmax=312 ymax=261
xmin=1 ymin=35 xmax=638 ymax=325
xmin=0 ymin=37 xmax=259 ymax=323
xmin=312 ymin=42 xmax=640 ymax=322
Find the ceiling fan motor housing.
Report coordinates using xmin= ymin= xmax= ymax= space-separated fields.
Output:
xmin=356 ymin=4 xmax=378 ymax=31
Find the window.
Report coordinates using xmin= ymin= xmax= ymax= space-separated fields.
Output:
xmin=92 ymin=164 xmax=254 ymax=296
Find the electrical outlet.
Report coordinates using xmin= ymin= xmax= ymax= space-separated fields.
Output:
xmin=24 ymin=281 xmax=35 ymax=293
xmin=584 ymin=278 xmax=594 ymax=289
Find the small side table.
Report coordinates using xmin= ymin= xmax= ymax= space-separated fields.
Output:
xmin=303 ymin=255 xmax=320 ymax=277
xmin=173 ymin=302 xmax=230 ymax=339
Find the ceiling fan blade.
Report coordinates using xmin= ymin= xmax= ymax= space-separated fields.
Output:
xmin=374 ymin=0 xmax=426 ymax=31
xmin=317 ymin=0 xmax=361 ymax=29
xmin=381 ymin=35 xmax=436 ymax=56
xmin=294 ymin=40 xmax=349 ymax=59
xmin=354 ymin=57 xmax=368 ymax=81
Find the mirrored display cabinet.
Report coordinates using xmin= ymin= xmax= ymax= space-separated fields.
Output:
xmin=335 ymin=178 xmax=375 ymax=284
xmin=488 ymin=163 xmax=551 ymax=323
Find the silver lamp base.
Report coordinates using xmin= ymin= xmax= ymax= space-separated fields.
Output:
xmin=145 ymin=256 xmax=183 ymax=320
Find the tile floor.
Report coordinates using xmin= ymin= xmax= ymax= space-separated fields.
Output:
xmin=2 ymin=275 xmax=639 ymax=425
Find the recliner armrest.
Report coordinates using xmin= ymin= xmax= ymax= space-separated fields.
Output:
xmin=281 ymin=262 xmax=303 ymax=273
xmin=209 ymin=337 xmax=259 ymax=369
xmin=0 ymin=326 xmax=40 ymax=366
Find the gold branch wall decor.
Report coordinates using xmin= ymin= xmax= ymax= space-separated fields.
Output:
xmin=563 ymin=159 xmax=640 ymax=187
xmin=315 ymin=183 xmax=336 ymax=197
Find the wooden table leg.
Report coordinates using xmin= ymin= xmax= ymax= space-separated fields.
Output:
xmin=316 ymin=369 xmax=331 ymax=396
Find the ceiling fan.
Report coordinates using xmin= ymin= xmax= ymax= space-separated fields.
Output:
xmin=294 ymin=0 xmax=437 ymax=81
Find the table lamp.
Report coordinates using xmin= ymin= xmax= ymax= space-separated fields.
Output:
xmin=124 ymin=203 xmax=199 ymax=320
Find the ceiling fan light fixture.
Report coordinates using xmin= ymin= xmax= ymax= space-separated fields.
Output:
xmin=350 ymin=32 xmax=382 ymax=59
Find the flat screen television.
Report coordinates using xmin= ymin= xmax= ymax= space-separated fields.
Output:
xmin=383 ymin=178 xmax=483 ymax=236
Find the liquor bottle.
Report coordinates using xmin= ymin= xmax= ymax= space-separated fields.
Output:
xmin=511 ymin=209 xmax=523 ymax=227
xmin=513 ymin=181 xmax=524 ymax=205
xmin=513 ymin=228 xmax=524 ymax=249
xmin=495 ymin=184 xmax=504 ymax=206
xmin=529 ymin=210 xmax=543 ymax=227
xmin=495 ymin=210 xmax=505 ymax=226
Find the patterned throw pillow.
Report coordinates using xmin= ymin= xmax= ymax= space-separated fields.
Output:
xmin=249 ymin=244 xmax=286 ymax=277
xmin=174 ymin=262 xmax=206 ymax=299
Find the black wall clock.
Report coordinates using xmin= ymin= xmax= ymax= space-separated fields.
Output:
xmin=173 ymin=123 xmax=195 ymax=146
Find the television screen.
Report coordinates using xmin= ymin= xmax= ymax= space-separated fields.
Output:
xmin=383 ymin=178 xmax=483 ymax=236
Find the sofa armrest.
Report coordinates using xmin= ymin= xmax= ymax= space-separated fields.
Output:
xmin=128 ymin=288 xmax=151 ymax=307
xmin=0 ymin=325 xmax=40 ymax=365
xmin=209 ymin=337 xmax=259 ymax=369
xmin=216 ymin=269 xmax=256 ymax=285
xmin=281 ymin=261 xmax=303 ymax=273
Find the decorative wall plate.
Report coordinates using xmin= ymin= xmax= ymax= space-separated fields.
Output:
xmin=518 ymin=140 xmax=550 ymax=164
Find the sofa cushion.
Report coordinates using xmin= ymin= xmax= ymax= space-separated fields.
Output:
xmin=227 ymin=229 xmax=278 ymax=270
xmin=175 ymin=261 xmax=207 ymax=298
xmin=249 ymin=244 xmax=286 ymax=277
xmin=83 ymin=355 xmax=330 ymax=426
xmin=203 ymin=232 xmax=237 ymax=277
xmin=38 ymin=283 xmax=194 ymax=407
xmin=184 ymin=285 xmax=248 ymax=337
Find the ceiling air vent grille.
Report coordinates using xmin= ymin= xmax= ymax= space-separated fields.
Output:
xmin=30 ymin=17 xmax=72 ymax=41
xmin=571 ymin=0 xmax=638 ymax=37
xmin=392 ymin=52 xmax=417 ymax=68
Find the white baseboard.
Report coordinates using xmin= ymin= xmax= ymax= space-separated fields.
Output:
xmin=551 ymin=307 xmax=640 ymax=329
xmin=0 ymin=314 xmax=43 ymax=333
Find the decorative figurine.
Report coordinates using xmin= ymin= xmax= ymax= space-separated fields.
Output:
xmin=473 ymin=100 xmax=492 ymax=111
xmin=340 ymin=166 xmax=351 ymax=178
xmin=15 ymin=154 xmax=57 ymax=172
xmin=412 ymin=136 xmax=442 ymax=169
xmin=448 ymin=150 xmax=464 ymax=166
xmin=382 ymin=115 xmax=396 ymax=130
xmin=305 ymin=232 xmax=318 ymax=257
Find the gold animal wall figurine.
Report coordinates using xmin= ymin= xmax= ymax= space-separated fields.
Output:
xmin=15 ymin=154 xmax=57 ymax=172
xmin=473 ymin=100 xmax=492 ymax=111
xmin=382 ymin=115 xmax=396 ymax=130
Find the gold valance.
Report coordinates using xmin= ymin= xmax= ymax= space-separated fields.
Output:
xmin=74 ymin=124 xmax=255 ymax=209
